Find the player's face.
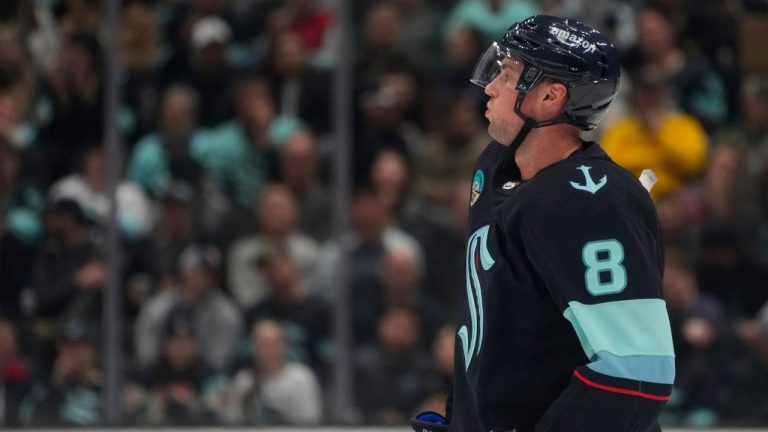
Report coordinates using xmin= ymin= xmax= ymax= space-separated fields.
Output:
xmin=483 ymin=57 xmax=526 ymax=144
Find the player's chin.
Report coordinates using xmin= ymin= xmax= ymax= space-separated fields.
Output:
xmin=487 ymin=123 xmax=505 ymax=143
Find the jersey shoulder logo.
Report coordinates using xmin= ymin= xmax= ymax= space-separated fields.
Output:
xmin=570 ymin=165 xmax=607 ymax=194
xmin=470 ymin=170 xmax=485 ymax=206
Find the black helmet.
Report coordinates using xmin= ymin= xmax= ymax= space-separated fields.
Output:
xmin=471 ymin=15 xmax=620 ymax=130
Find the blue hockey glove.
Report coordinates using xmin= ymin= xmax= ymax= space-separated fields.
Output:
xmin=411 ymin=411 xmax=449 ymax=432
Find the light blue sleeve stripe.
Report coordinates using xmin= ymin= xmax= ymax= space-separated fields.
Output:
xmin=588 ymin=351 xmax=675 ymax=384
xmin=563 ymin=299 xmax=675 ymax=360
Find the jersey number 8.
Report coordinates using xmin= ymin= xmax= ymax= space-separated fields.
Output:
xmin=582 ymin=239 xmax=627 ymax=296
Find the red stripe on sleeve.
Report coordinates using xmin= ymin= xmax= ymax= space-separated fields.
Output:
xmin=573 ymin=370 xmax=671 ymax=401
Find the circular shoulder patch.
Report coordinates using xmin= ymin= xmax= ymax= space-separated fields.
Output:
xmin=470 ymin=170 xmax=484 ymax=206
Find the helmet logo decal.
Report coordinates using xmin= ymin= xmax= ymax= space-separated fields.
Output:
xmin=550 ymin=27 xmax=597 ymax=54
xmin=524 ymin=67 xmax=539 ymax=82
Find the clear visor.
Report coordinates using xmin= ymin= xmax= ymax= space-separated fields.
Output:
xmin=470 ymin=42 xmax=504 ymax=87
xmin=471 ymin=42 xmax=548 ymax=95
xmin=470 ymin=42 xmax=527 ymax=87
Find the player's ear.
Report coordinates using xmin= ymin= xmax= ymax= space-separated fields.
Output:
xmin=543 ymin=82 xmax=568 ymax=104
xmin=541 ymin=82 xmax=568 ymax=117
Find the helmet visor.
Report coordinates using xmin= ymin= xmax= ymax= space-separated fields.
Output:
xmin=470 ymin=42 xmax=504 ymax=87
xmin=470 ymin=42 xmax=530 ymax=89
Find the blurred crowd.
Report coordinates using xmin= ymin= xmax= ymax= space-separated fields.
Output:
xmin=1 ymin=0 xmax=768 ymax=428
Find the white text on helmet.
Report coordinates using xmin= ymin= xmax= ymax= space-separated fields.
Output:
xmin=549 ymin=27 xmax=597 ymax=54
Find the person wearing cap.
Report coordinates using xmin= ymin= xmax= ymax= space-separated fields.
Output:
xmin=186 ymin=16 xmax=237 ymax=128
xmin=155 ymin=244 xmax=243 ymax=371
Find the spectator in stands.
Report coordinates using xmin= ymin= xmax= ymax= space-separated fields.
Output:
xmin=245 ymin=248 xmax=330 ymax=373
xmin=30 ymin=199 xmax=103 ymax=323
xmin=128 ymin=84 xmax=206 ymax=196
xmin=140 ymin=309 xmax=229 ymax=425
xmin=278 ymin=131 xmax=332 ymax=242
xmin=443 ymin=0 xmax=538 ymax=42
xmin=356 ymin=71 xmax=424 ymax=182
xmin=677 ymin=144 xmax=759 ymax=230
xmin=185 ymin=16 xmax=237 ymax=128
xmin=268 ymin=0 xmax=335 ymax=55
xmin=20 ymin=318 xmax=102 ymax=427
xmin=655 ymin=193 xmax=696 ymax=251
xmin=228 ymin=184 xmax=319 ymax=309
xmin=146 ymin=182 xmax=199 ymax=287
xmin=353 ymin=307 xmax=432 ymax=424
xmin=369 ymin=149 xmax=411 ymax=219
xmin=0 ymin=134 xmax=44 ymax=245
xmin=229 ymin=319 xmax=323 ymax=425
xmin=0 ymin=24 xmax=39 ymax=148
xmin=435 ymin=26 xmax=488 ymax=121
xmin=315 ymin=188 xmax=423 ymax=300
xmin=353 ymin=247 xmax=443 ymax=346
xmin=0 ymin=317 xmax=30 ymax=427
xmin=135 ymin=244 xmax=242 ymax=371
xmin=735 ymin=75 xmax=768 ymax=176
xmin=601 ymin=72 xmax=708 ymax=198
xmin=417 ymin=96 xmax=488 ymax=203
xmin=120 ymin=0 xmax=162 ymax=141
xmin=718 ymin=75 xmax=768 ymax=218
xmin=135 ymin=243 xmax=183 ymax=369
xmin=195 ymin=76 xmax=302 ymax=209
xmin=356 ymin=3 xmax=415 ymax=89
xmin=662 ymin=246 xmax=730 ymax=427
xmin=0 ymin=211 xmax=33 ymax=320
xmin=390 ymin=0 xmax=441 ymax=63
xmin=37 ymin=32 xmax=104 ymax=185
xmin=262 ymin=31 xmax=331 ymax=134
xmin=169 ymin=244 xmax=241 ymax=371
xmin=696 ymin=224 xmax=768 ymax=321
xmin=54 ymin=0 xmax=103 ymax=37
xmin=623 ymin=6 xmax=727 ymax=130
xmin=49 ymin=145 xmax=153 ymax=239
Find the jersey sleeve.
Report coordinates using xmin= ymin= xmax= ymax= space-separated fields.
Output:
xmin=514 ymin=174 xmax=674 ymax=431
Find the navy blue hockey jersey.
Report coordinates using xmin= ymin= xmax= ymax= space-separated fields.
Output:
xmin=448 ymin=141 xmax=674 ymax=432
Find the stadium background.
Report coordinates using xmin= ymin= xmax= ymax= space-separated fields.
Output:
xmin=2 ymin=0 xmax=768 ymax=429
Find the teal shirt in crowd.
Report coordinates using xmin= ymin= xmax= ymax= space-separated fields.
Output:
xmin=199 ymin=116 xmax=302 ymax=208
xmin=444 ymin=0 xmax=539 ymax=40
xmin=128 ymin=131 xmax=209 ymax=196
xmin=130 ymin=116 xmax=302 ymax=208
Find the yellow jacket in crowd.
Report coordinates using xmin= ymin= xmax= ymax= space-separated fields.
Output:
xmin=601 ymin=112 xmax=708 ymax=198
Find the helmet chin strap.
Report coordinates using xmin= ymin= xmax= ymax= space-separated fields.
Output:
xmin=495 ymin=91 xmax=567 ymax=187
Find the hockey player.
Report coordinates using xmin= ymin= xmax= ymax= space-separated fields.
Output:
xmin=412 ymin=15 xmax=674 ymax=432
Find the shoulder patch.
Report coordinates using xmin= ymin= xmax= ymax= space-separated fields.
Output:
xmin=471 ymin=170 xmax=485 ymax=205
xmin=570 ymin=165 xmax=607 ymax=194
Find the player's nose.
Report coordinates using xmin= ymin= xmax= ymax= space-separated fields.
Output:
xmin=484 ymin=77 xmax=499 ymax=98
xmin=484 ymin=82 xmax=495 ymax=98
